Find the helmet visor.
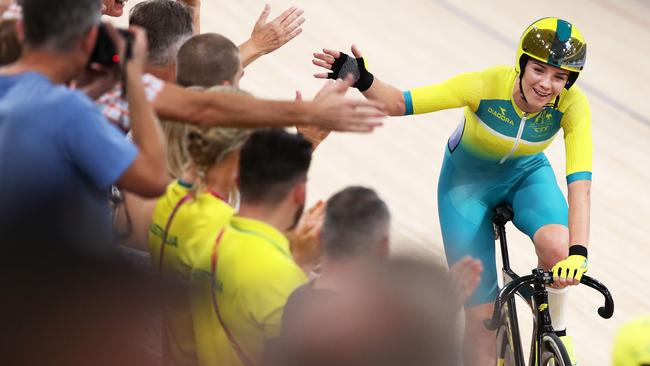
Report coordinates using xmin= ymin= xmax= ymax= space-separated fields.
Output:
xmin=521 ymin=27 xmax=586 ymax=71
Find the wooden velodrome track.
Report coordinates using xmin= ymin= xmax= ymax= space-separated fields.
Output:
xmin=114 ymin=0 xmax=650 ymax=363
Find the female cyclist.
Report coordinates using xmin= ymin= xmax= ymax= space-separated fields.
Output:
xmin=313 ymin=17 xmax=590 ymax=365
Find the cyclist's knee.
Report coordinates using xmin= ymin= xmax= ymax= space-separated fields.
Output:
xmin=534 ymin=224 xmax=569 ymax=267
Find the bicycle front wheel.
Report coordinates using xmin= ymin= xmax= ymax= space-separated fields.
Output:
xmin=496 ymin=324 xmax=516 ymax=366
xmin=539 ymin=333 xmax=572 ymax=366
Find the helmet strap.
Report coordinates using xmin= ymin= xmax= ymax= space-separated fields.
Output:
xmin=518 ymin=55 xmax=530 ymax=104
xmin=544 ymin=95 xmax=560 ymax=110
xmin=565 ymin=72 xmax=579 ymax=89
xmin=518 ymin=74 xmax=528 ymax=104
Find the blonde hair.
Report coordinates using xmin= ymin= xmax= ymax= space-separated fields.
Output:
xmin=161 ymin=85 xmax=253 ymax=199
xmin=161 ymin=85 xmax=252 ymax=179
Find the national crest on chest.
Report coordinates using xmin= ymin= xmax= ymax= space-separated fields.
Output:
xmin=475 ymin=100 xmax=562 ymax=142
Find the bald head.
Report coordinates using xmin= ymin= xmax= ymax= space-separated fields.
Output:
xmin=176 ymin=33 xmax=241 ymax=87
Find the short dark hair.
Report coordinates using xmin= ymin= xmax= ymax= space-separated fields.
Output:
xmin=129 ymin=0 xmax=193 ymax=66
xmin=239 ymin=129 xmax=312 ymax=205
xmin=21 ymin=0 xmax=100 ymax=51
xmin=0 ymin=20 xmax=21 ymax=65
xmin=322 ymin=187 xmax=390 ymax=259
xmin=176 ymin=33 xmax=240 ymax=87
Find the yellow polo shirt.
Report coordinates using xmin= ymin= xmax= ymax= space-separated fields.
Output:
xmin=201 ymin=216 xmax=307 ymax=366
xmin=148 ymin=180 xmax=234 ymax=366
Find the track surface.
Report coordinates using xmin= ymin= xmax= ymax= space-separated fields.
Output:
xmin=112 ymin=1 xmax=650 ymax=363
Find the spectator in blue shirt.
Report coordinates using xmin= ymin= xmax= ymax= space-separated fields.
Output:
xmin=0 ymin=0 xmax=167 ymax=250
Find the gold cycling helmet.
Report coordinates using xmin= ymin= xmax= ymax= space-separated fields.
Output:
xmin=516 ymin=17 xmax=586 ymax=89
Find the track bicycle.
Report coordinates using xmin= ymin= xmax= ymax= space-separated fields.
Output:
xmin=484 ymin=204 xmax=614 ymax=366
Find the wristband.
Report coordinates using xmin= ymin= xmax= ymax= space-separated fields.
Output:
xmin=568 ymin=245 xmax=588 ymax=259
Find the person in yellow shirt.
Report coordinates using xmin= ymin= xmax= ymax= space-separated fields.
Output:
xmin=313 ymin=17 xmax=591 ymax=365
xmin=148 ymin=114 xmax=251 ymax=366
xmin=202 ymin=129 xmax=313 ymax=366
xmin=612 ymin=315 xmax=650 ymax=366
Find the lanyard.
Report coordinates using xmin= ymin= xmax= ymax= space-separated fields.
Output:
xmin=157 ymin=185 xmax=254 ymax=365
xmin=157 ymin=188 xmax=225 ymax=273
xmin=210 ymin=230 xmax=256 ymax=366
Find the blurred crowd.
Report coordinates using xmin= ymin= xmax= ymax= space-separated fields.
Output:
xmin=0 ymin=1 xmax=645 ymax=365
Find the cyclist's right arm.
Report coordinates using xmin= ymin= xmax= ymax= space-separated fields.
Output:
xmin=313 ymin=46 xmax=482 ymax=116
xmin=360 ymin=71 xmax=483 ymax=117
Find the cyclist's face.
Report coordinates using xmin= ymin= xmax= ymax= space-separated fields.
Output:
xmin=102 ymin=0 xmax=127 ymax=17
xmin=521 ymin=60 xmax=570 ymax=111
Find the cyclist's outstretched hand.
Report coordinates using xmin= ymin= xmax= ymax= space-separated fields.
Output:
xmin=313 ymin=45 xmax=363 ymax=77
xmin=313 ymin=45 xmax=374 ymax=91
xmin=552 ymin=246 xmax=588 ymax=287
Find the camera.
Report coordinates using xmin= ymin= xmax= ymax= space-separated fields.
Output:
xmin=88 ymin=23 xmax=133 ymax=68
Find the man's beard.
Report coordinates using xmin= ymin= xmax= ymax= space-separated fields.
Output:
xmin=288 ymin=203 xmax=305 ymax=231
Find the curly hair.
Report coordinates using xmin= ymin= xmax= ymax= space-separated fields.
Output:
xmin=161 ymin=86 xmax=253 ymax=199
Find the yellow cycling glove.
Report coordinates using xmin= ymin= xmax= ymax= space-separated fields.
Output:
xmin=552 ymin=245 xmax=588 ymax=282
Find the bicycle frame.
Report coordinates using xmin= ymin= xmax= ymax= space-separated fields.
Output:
xmin=494 ymin=210 xmax=559 ymax=365
xmin=489 ymin=204 xmax=614 ymax=366
xmin=494 ymin=213 xmax=527 ymax=365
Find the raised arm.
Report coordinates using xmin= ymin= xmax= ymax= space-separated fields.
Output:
xmin=313 ymin=45 xmax=406 ymax=116
xmin=116 ymin=27 xmax=168 ymax=197
xmin=313 ymin=45 xmax=483 ymax=117
xmin=238 ymin=5 xmax=305 ymax=68
xmin=152 ymin=75 xmax=385 ymax=132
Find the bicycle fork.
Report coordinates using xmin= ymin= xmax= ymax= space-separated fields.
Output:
xmin=530 ymin=283 xmax=554 ymax=365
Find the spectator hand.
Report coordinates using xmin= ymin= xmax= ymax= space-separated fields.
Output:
xmin=77 ymin=63 xmax=120 ymax=100
xmin=295 ymin=90 xmax=331 ymax=149
xmin=309 ymin=75 xmax=385 ymax=133
xmin=449 ymin=256 xmax=483 ymax=307
xmin=288 ymin=200 xmax=326 ymax=273
xmin=248 ymin=4 xmax=304 ymax=56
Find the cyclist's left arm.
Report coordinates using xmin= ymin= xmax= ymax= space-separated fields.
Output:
xmin=553 ymin=88 xmax=592 ymax=285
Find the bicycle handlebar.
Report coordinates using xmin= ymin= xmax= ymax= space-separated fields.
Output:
xmin=580 ymin=275 xmax=614 ymax=319
xmin=484 ymin=270 xmax=614 ymax=331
